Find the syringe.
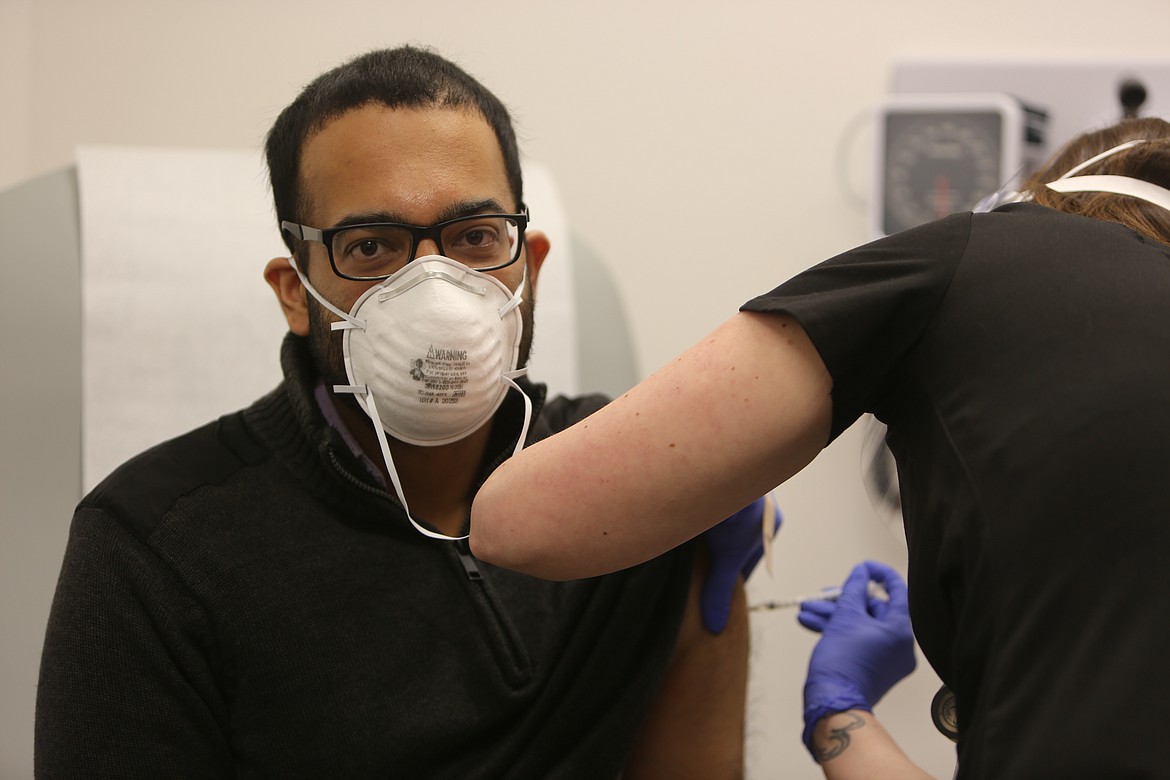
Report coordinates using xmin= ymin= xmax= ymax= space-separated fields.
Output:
xmin=749 ymin=581 xmax=886 ymax=612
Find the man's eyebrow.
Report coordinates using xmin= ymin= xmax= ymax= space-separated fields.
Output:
xmin=329 ymin=199 xmax=511 ymax=230
xmin=436 ymin=198 xmax=510 ymax=222
xmin=331 ymin=212 xmax=406 ymax=229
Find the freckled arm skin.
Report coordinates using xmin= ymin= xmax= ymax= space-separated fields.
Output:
xmin=469 ymin=312 xmax=833 ymax=580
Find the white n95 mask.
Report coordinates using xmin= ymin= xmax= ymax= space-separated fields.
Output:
xmin=339 ymin=255 xmax=527 ymax=446
xmin=290 ymin=254 xmax=532 ymax=541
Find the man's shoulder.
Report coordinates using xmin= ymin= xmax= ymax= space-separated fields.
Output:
xmin=533 ymin=391 xmax=611 ymax=437
xmin=80 ymin=411 xmax=270 ymax=543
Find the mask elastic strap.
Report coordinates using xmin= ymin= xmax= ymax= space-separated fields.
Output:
xmin=498 ymin=265 xmax=527 ymax=318
xmin=977 ymin=140 xmax=1161 ymax=215
xmin=1046 ymin=174 xmax=1170 ymax=215
xmin=285 ymin=255 xmax=366 ymax=331
xmin=495 ymin=266 xmax=532 ymax=459
xmin=1057 ymin=139 xmax=1148 ymax=180
xmin=351 ymin=371 xmax=533 ymax=542
xmin=359 ymin=388 xmax=471 ymax=541
xmin=501 ymin=369 xmax=533 ymax=460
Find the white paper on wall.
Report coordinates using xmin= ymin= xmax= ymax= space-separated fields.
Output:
xmin=77 ymin=146 xmax=577 ymax=491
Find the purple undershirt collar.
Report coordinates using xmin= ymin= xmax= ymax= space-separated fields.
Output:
xmin=313 ymin=381 xmax=387 ymax=487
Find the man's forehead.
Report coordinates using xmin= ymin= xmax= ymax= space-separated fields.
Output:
xmin=299 ymin=104 xmax=513 ymax=223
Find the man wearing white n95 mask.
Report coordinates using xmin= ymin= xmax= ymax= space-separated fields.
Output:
xmin=35 ymin=46 xmax=765 ymax=778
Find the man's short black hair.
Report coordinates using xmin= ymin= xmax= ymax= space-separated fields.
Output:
xmin=266 ymin=45 xmax=523 ymax=252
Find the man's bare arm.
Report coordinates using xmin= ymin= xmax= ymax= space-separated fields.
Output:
xmin=623 ymin=548 xmax=749 ymax=780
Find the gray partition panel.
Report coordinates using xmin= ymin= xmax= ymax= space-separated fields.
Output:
xmin=0 ymin=166 xmax=82 ymax=777
xmin=570 ymin=235 xmax=639 ymax=397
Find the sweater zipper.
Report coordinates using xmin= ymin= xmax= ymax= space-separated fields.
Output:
xmin=452 ymin=538 xmax=531 ymax=685
xmin=327 ymin=448 xmax=394 ymax=500
xmin=454 ymin=540 xmax=483 ymax=580
xmin=327 ymin=447 xmax=530 ymax=681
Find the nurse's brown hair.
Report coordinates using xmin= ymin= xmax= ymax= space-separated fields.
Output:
xmin=1021 ymin=117 xmax=1170 ymax=246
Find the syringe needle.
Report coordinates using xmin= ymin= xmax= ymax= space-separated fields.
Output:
xmin=748 ymin=582 xmax=885 ymax=612
xmin=749 ymin=587 xmax=843 ymax=611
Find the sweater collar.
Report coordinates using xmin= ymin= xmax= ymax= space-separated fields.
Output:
xmin=265 ymin=333 xmax=548 ymax=510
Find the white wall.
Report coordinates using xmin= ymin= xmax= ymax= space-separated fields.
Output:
xmin=6 ymin=1 xmax=1170 ymax=777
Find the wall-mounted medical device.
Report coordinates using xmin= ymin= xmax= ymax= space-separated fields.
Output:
xmin=873 ymin=93 xmax=1048 ymax=237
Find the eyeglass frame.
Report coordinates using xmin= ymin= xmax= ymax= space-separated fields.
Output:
xmin=280 ymin=208 xmax=530 ymax=281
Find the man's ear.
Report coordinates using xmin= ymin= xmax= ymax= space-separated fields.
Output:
xmin=264 ymin=256 xmax=310 ymax=336
xmin=523 ymin=230 xmax=550 ymax=293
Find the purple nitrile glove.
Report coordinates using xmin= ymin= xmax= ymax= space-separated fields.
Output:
xmin=799 ymin=560 xmax=916 ymax=757
xmin=700 ymin=496 xmax=782 ymax=634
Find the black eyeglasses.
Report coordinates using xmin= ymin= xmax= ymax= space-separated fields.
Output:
xmin=282 ymin=211 xmax=529 ymax=281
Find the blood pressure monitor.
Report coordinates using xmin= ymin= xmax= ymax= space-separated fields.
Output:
xmin=873 ymin=93 xmax=1047 ymax=237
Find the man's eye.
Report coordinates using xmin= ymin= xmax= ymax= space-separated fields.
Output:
xmin=453 ymin=224 xmax=501 ymax=249
xmin=341 ymin=238 xmax=390 ymax=262
xmin=335 ymin=229 xmax=410 ymax=268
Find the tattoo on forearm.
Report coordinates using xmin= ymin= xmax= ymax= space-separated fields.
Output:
xmin=814 ymin=712 xmax=865 ymax=763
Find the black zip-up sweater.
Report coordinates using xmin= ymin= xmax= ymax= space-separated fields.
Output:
xmin=36 ymin=334 xmax=692 ymax=779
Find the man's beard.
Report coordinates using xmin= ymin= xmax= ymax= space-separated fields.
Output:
xmin=306 ymin=295 xmax=349 ymax=390
xmin=305 ymin=276 xmax=538 ymax=392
